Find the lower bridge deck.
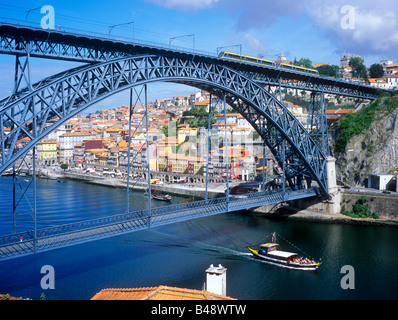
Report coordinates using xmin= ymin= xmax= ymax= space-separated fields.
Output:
xmin=0 ymin=187 xmax=319 ymax=261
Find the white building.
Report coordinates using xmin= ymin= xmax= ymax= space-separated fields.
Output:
xmin=369 ymin=78 xmax=390 ymax=89
xmin=368 ymin=174 xmax=394 ymax=191
xmin=380 ymin=59 xmax=393 ymax=71
xmin=386 ymin=63 xmax=398 ymax=73
xmin=59 ymin=132 xmax=92 ymax=162
xmin=215 ymin=113 xmax=251 ymax=129
xmin=189 ymin=92 xmax=204 ymax=105
xmin=386 ymin=74 xmax=398 ymax=89
xmin=287 ymin=105 xmax=303 ymax=116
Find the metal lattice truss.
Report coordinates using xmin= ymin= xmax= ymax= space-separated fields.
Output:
xmin=0 ymin=23 xmax=381 ymax=99
xmin=243 ymin=71 xmax=379 ymax=99
xmin=0 ymin=54 xmax=329 ymax=197
xmin=0 ymin=24 xmax=129 ymax=63
xmin=0 ymin=187 xmax=318 ymax=261
xmin=307 ymin=91 xmax=329 ymax=156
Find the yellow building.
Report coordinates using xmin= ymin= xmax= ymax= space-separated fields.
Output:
xmin=167 ymin=153 xmax=204 ymax=175
xmin=158 ymin=155 xmax=168 ymax=172
xmin=177 ymin=125 xmax=198 ymax=144
xmin=37 ymin=139 xmax=58 ymax=165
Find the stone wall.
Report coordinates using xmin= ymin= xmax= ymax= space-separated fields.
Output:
xmin=341 ymin=190 xmax=398 ymax=219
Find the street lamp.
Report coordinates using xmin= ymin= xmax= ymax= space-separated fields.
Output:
xmin=25 ymin=7 xmax=42 ymax=24
xmin=108 ymin=21 xmax=135 ymax=42
xmin=169 ymin=34 xmax=195 ymax=53
xmin=216 ymin=44 xmax=242 ymax=58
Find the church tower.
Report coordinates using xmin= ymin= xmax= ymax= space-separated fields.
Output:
xmin=340 ymin=52 xmax=350 ymax=68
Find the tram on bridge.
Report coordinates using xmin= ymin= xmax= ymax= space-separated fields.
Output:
xmin=218 ymin=51 xmax=320 ymax=77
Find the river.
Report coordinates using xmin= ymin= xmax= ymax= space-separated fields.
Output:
xmin=0 ymin=176 xmax=397 ymax=300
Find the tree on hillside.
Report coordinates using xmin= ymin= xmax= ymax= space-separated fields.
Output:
xmin=369 ymin=63 xmax=384 ymax=78
xmin=161 ymin=125 xmax=169 ymax=137
xmin=316 ymin=64 xmax=339 ymax=77
xmin=349 ymin=56 xmax=368 ymax=80
xmin=295 ymin=58 xmax=312 ymax=69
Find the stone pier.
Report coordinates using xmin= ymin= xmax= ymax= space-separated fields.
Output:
xmin=291 ymin=156 xmax=341 ymax=215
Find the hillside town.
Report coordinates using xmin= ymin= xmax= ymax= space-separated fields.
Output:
xmin=19 ymin=90 xmax=265 ymax=184
xmin=338 ymin=52 xmax=398 ymax=90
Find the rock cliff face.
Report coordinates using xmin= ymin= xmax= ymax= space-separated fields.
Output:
xmin=330 ymin=107 xmax=398 ymax=187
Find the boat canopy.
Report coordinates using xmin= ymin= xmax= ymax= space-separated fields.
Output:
xmin=260 ymin=243 xmax=278 ymax=249
xmin=267 ymin=250 xmax=297 ymax=259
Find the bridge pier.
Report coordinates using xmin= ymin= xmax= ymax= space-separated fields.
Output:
xmin=325 ymin=156 xmax=341 ymax=214
xmin=293 ymin=156 xmax=341 ymax=215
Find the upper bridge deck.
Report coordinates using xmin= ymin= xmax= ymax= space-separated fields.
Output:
xmin=0 ymin=22 xmax=383 ymax=99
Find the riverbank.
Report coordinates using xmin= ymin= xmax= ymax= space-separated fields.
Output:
xmin=61 ymin=171 xmax=226 ymax=199
xmin=255 ymin=205 xmax=398 ymax=228
xmin=59 ymin=172 xmax=398 ymax=227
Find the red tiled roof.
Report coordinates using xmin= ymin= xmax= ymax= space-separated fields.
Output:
xmin=91 ymin=286 xmax=236 ymax=300
xmin=326 ymin=109 xmax=355 ymax=114
xmin=0 ymin=294 xmax=24 ymax=300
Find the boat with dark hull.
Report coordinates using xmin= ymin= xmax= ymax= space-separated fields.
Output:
xmin=151 ymin=193 xmax=172 ymax=201
xmin=247 ymin=233 xmax=322 ymax=271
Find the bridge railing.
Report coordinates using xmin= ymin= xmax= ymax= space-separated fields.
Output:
xmin=0 ymin=209 xmax=147 ymax=244
xmin=0 ymin=19 xmax=216 ymax=58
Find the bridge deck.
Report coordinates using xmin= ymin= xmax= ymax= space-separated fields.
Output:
xmin=0 ymin=187 xmax=318 ymax=261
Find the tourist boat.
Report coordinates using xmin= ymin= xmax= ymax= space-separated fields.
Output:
xmin=247 ymin=233 xmax=322 ymax=271
xmin=151 ymin=193 xmax=172 ymax=201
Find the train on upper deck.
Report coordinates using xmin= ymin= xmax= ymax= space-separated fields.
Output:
xmin=218 ymin=51 xmax=320 ymax=77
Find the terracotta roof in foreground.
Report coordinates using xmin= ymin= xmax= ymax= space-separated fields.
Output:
xmin=91 ymin=286 xmax=237 ymax=300
xmin=0 ymin=294 xmax=24 ymax=300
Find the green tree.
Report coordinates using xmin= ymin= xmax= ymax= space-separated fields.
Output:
xmin=295 ymin=58 xmax=312 ymax=69
xmin=335 ymin=91 xmax=398 ymax=152
xmin=161 ymin=125 xmax=169 ymax=137
xmin=349 ymin=56 xmax=368 ymax=80
xmin=60 ymin=163 xmax=68 ymax=171
xmin=369 ymin=63 xmax=384 ymax=78
xmin=342 ymin=196 xmax=379 ymax=219
xmin=316 ymin=64 xmax=338 ymax=77
xmin=226 ymin=108 xmax=235 ymax=114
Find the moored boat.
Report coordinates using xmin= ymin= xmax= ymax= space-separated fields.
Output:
xmin=247 ymin=233 xmax=322 ymax=271
xmin=151 ymin=193 xmax=172 ymax=201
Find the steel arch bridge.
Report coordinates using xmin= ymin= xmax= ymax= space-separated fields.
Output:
xmin=0 ymin=22 xmax=384 ymax=260
xmin=0 ymin=53 xmax=329 ymax=197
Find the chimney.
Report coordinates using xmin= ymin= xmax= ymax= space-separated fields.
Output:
xmin=205 ymin=264 xmax=227 ymax=296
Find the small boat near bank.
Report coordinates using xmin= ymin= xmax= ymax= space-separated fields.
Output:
xmin=151 ymin=193 xmax=172 ymax=201
xmin=247 ymin=233 xmax=322 ymax=271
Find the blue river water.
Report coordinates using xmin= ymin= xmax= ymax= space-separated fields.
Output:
xmin=0 ymin=176 xmax=397 ymax=300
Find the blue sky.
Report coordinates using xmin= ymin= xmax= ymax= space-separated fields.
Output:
xmin=0 ymin=0 xmax=396 ymax=112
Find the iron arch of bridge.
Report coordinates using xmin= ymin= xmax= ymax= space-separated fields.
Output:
xmin=0 ymin=54 xmax=329 ymax=197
